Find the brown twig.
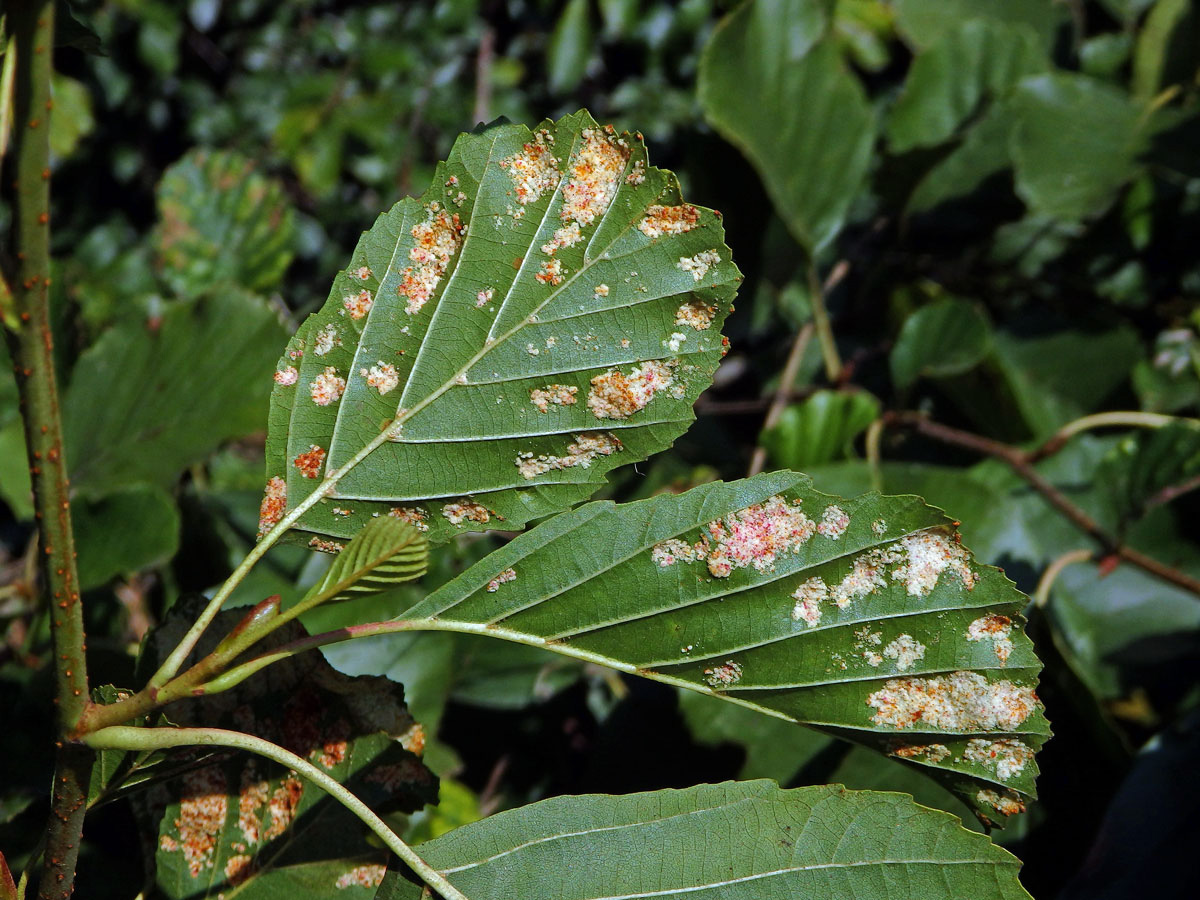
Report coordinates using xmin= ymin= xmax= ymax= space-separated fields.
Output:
xmin=884 ymin=411 xmax=1200 ymax=598
xmin=1146 ymin=472 xmax=1200 ymax=510
xmin=746 ymin=262 xmax=851 ymax=476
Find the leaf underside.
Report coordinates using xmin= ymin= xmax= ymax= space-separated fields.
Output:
xmin=137 ymin=602 xmax=436 ymax=899
xmin=403 ymin=472 xmax=1049 ymax=824
xmin=377 ymin=781 xmax=1033 ymax=900
xmin=263 ymin=110 xmax=740 ymax=550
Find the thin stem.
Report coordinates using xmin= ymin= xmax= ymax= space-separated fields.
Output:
xmin=807 ymin=260 xmax=843 ymax=382
xmin=148 ymin=419 xmax=403 ymax=688
xmin=82 ymin=727 xmax=470 ymax=900
xmin=1029 ymin=411 xmax=1190 ymax=461
xmin=886 ymin=411 xmax=1200 ymax=598
xmin=1034 ymin=549 xmax=1093 ymax=608
xmin=3 ymin=6 xmax=94 ymax=899
xmin=747 ymin=323 xmax=812 ymax=476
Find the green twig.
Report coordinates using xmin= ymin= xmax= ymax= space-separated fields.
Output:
xmin=82 ymin=726 xmax=470 ymax=900
xmin=807 ymin=261 xmax=842 ymax=382
xmin=2 ymin=6 xmax=95 ymax=899
xmin=1034 ymin=549 xmax=1094 ymax=608
xmin=1029 ymin=411 xmax=1191 ymax=461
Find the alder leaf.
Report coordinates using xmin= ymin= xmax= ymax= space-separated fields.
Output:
xmin=263 ymin=110 xmax=739 ymax=549
xmin=154 ymin=148 xmax=297 ymax=298
xmin=137 ymin=601 xmax=436 ymax=899
xmin=302 ymin=516 xmax=428 ymax=604
xmin=376 ymin=781 xmax=1033 ymax=900
xmin=400 ymin=472 xmax=1049 ymax=824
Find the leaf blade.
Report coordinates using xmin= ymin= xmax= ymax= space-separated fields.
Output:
xmin=264 ymin=112 xmax=739 ymax=548
xmin=403 ymin=473 xmax=1048 ymax=823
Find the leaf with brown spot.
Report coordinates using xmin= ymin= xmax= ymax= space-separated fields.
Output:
xmin=135 ymin=600 xmax=436 ymax=899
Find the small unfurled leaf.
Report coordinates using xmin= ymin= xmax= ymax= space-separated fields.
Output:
xmin=699 ymin=2 xmax=875 ymax=253
xmin=303 ymin=517 xmax=428 ymax=604
xmin=890 ymin=298 xmax=993 ymax=390
xmin=400 ymin=472 xmax=1049 ymax=823
xmin=762 ymin=390 xmax=881 ymax=470
xmin=263 ymin=111 xmax=739 ymax=548
xmin=377 ymin=781 xmax=1034 ymax=900
xmin=64 ymin=290 xmax=288 ymax=496
xmin=136 ymin=601 xmax=436 ymax=900
xmin=154 ymin=149 xmax=297 ymax=298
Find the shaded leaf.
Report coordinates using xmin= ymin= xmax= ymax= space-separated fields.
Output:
xmin=699 ymin=2 xmax=874 ymax=253
xmin=137 ymin=601 xmax=436 ymax=899
xmin=378 ymin=781 xmax=1033 ymax=899
xmin=547 ymin=0 xmax=594 ymax=94
xmin=64 ymin=290 xmax=289 ymax=496
xmin=264 ymin=110 xmax=739 ymax=548
xmin=401 ymin=472 xmax=1048 ymax=822
xmin=890 ymin=298 xmax=992 ymax=390
xmin=677 ymin=689 xmax=833 ymax=782
xmin=154 ymin=149 xmax=297 ymax=298
xmin=892 ymin=0 xmax=1069 ymax=52
xmin=1010 ymin=73 xmax=1151 ymax=221
xmin=74 ymin=485 xmax=180 ymax=590
xmin=1099 ymin=419 xmax=1200 ymax=519
xmin=888 ymin=19 xmax=1047 ymax=152
xmin=49 ymin=75 xmax=95 ymax=162
xmin=906 ymin=102 xmax=1017 ymax=214
xmin=761 ymin=389 xmax=880 ymax=469
xmin=990 ymin=326 xmax=1142 ymax=439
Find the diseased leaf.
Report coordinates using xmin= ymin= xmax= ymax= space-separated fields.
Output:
xmin=154 ymin=149 xmax=297 ymax=298
xmin=137 ymin=601 xmax=436 ymax=899
xmin=890 ymin=298 xmax=993 ymax=390
xmin=377 ymin=781 xmax=1034 ymax=899
xmin=64 ymin=290 xmax=289 ymax=496
xmin=400 ymin=472 xmax=1048 ymax=823
xmin=698 ymin=1 xmax=875 ymax=253
xmin=263 ymin=110 xmax=739 ymax=548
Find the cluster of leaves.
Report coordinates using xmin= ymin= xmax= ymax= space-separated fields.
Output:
xmin=1 ymin=1 xmax=1199 ymax=898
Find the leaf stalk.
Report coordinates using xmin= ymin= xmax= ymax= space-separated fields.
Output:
xmin=82 ymin=726 xmax=470 ymax=900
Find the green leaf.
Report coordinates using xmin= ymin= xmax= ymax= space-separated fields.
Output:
xmin=887 ymin=19 xmax=1047 ymax=152
xmin=906 ymin=102 xmax=1017 ymax=214
xmin=401 ymin=472 xmax=1048 ymax=822
xmin=890 ymin=298 xmax=993 ymax=390
xmin=264 ymin=111 xmax=739 ymax=548
xmin=154 ymin=148 xmax=297 ymax=298
xmin=49 ymin=74 xmax=95 ymax=162
xmin=547 ymin=0 xmax=594 ymax=95
xmin=1098 ymin=419 xmax=1200 ymax=519
xmin=64 ymin=289 xmax=289 ymax=496
xmin=138 ymin=601 xmax=436 ymax=899
xmin=377 ymin=781 xmax=1034 ymax=899
xmin=892 ymin=0 xmax=1069 ymax=52
xmin=761 ymin=389 xmax=881 ymax=470
xmin=990 ymin=326 xmax=1142 ymax=439
xmin=678 ymin=689 xmax=833 ymax=782
xmin=74 ymin=485 xmax=180 ymax=590
xmin=1009 ymin=73 xmax=1151 ymax=221
xmin=302 ymin=516 xmax=428 ymax=604
xmin=699 ymin=2 xmax=875 ymax=253
xmin=1132 ymin=0 xmax=1192 ymax=100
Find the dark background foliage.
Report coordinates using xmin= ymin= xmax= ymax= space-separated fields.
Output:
xmin=2 ymin=1 xmax=1199 ymax=897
